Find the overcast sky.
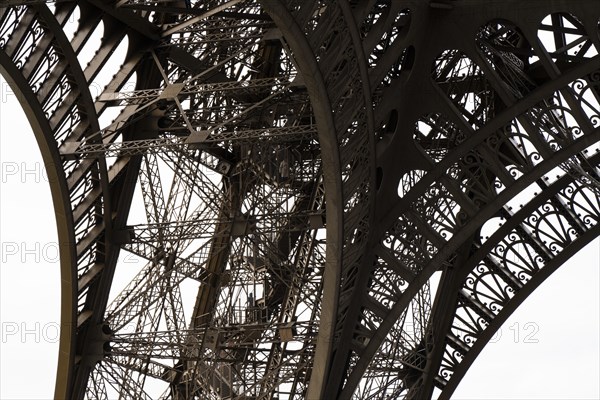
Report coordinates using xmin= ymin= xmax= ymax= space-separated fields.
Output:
xmin=0 ymin=70 xmax=598 ymax=399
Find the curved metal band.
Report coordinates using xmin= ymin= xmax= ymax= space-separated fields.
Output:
xmin=439 ymin=163 xmax=600 ymax=398
xmin=0 ymin=24 xmax=78 ymax=400
xmin=1 ymin=2 xmax=599 ymax=398
xmin=259 ymin=2 xmax=344 ymax=397
xmin=0 ymin=4 xmax=108 ymax=397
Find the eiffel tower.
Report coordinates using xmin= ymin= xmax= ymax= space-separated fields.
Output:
xmin=1 ymin=1 xmax=599 ymax=399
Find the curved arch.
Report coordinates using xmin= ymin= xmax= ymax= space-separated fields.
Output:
xmin=0 ymin=57 xmax=77 ymax=400
xmin=2 ymin=2 xmax=600 ymax=399
xmin=439 ymin=182 xmax=600 ymax=398
xmin=261 ymin=1 xmax=383 ymax=398
xmin=0 ymin=21 xmax=78 ymax=400
xmin=48 ymin=2 xmax=341 ymax=398
xmin=343 ymin=63 xmax=600 ymax=400
xmin=0 ymin=4 xmax=109 ymax=398
xmin=260 ymin=1 xmax=368 ymax=398
xmin=334 ymin=2 xmax=600 ymax=397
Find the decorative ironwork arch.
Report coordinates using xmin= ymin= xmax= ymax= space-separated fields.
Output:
xmin=0 ymin=1 xmax=598 ymax=399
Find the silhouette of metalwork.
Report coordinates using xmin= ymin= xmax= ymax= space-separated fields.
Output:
xmin=1 ymin=1 xmax=599 ymax=399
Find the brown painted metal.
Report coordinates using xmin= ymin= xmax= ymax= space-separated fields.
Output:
xmin=0 ymin=1 xmax=599 ymax=399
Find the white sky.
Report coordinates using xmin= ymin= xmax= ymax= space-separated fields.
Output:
xmin=0 ymin=67 xmax=599 ymax=399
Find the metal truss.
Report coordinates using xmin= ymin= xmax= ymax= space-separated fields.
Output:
xmin=0 ymin=1 xmax=599 ymax=399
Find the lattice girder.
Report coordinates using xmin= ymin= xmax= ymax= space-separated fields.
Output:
xmin=287 ymin=1 xmax=600 ymax=399
xmin=264 ymin=1 xmax=600 ymax=398
xmin=1 ymin=1 xmax=599 ymax=399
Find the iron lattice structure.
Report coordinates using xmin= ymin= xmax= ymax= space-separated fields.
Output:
xmin=1 ymin=1 xmax=599 ymax=399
